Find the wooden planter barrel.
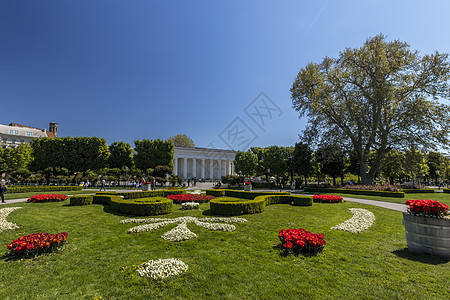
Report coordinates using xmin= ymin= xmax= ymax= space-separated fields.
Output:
xmin=402 ymin=212 xmax=450 ymax=257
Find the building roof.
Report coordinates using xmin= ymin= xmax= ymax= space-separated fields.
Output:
xmin=0 ymin=123 xmax=50 ymax=139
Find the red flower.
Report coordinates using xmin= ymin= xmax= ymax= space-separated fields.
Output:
xmin=167 ymin=194 xmax=215 ymax=204
xmin=405 ymin=199 xmax=448 ymax=218
xmin=278 ymin=228 xmax=326 ymax=255
xmin=27 ymin=194 xmax=69 ymax=203
xmin=313 ymin=194 xmax=344 ymax=203
xmin=6 ymin=232 xmax=68 ymax=258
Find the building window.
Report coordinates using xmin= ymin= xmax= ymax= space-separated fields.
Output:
xmin=26 ymin=131 xmax=33 ymax=137
xmin=9 ymin=130 xmax=19 ymax=135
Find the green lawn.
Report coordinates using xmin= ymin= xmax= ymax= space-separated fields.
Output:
xmin=0 ymin=199 xmax=449 ymax=299
xmin=328 ymin=192 xmax=450 ymax=206
xmin=3 ymin=190 xmax=98 ymax=201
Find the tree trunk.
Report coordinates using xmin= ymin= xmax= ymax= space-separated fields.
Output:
xmin=332 ymin=176 xmax=336 ymax=186
xmin=304 ymin=175 xmax=307 ymax=187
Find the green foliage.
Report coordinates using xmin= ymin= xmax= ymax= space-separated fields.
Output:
xmin=30 ymin=137 xmax=109 ymax=172
xmin=153 ymin=165 xmax=172 ymax=178
xmin=134 ymin=139 xmax=174 ymax=172
xmin=205 ymin=189 xmax=226 ymax=197
xmin=404 ymin=149 xmax=429 ymax=182
xmin=96 ymin=189 xmax=185 ymax=200
xmin=379 ymin=150 xmax=406 ymax=184
xmin=5 ymin=185 xmax=82 ymax=194
xmin=108 ymin=141 xmax=133 ymax=169
xmin=69 ymin=195 xmax=94 ymax=206
xmin=109 ymin=197 xmax=173 ymax=216
xmin=221 ymin=175 xmax=245 ymax=187
xmin=292 ymin=142 xmax=313 ymax=184
xmin=291 ymin=34 xmax=450 ymax=184
xmin=234 ymin=151 xmax=258 ymax=176
xmin=0 ymin=143 xmax=33 ymax=172
xmin=303 ymin=187 xmax=405 ymax=198
xmin=167 ymin=134 xmax=195 ymax=147
xmin=316 ymin=144 xmax=345 ymax=185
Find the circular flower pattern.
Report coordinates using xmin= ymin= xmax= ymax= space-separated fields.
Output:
xmin=331 ymin=208 xmax=375 ymax=233
xmin=136 ymin=258 xmax=188 ymax=280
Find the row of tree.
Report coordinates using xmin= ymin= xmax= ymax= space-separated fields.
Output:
xmin=0 ymin=137 xmax=181 ymax=185
xmin=234 ymin=143 xmax=450 ymax=186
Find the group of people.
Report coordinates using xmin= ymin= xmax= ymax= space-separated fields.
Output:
xmin=187 ymin=177 xmax=197 ymax=187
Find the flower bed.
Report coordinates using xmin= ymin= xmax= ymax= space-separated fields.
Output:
xmin=278 ymin=228 xmax=326 ymax=255
xmin=0 ymin=207 xmax=22 ymax=233
xmin=405 ymin=199 xmax=449 ymax=218
xmin=136 ymin=258 xmax=188 ymax=280
xmin=27 ymin=194 xmax=69 ymax=203
xmin=167 ymin=194 xmax=215 ymax=204
xmin=6 ymin=232 xmax=68 ymax=259
xmin=181 ymin=202 xmax=199 ymax=210
xmin=313 ymin=194 xmax=344 ymax=203
xmin=331 ymin=208 xmax=376 ymax=233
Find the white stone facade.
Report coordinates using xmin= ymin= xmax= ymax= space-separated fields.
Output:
xmin=0 ymin=123 xmax=57 ymax=149
xmin=174 ymin=147 xmax=236 ymax=180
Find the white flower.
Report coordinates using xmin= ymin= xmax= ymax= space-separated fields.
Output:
xmin=331 ymin=208 xmax=375 ymax=233
xmin=181 ymin=202 xmax=199 ymax=210
xmin=187 ymin=190 xmax=202 ymax=195
xmin=136 ymin=258 xmax=188 ymax=280
xmin=0 ymin=207 xmax=22 ymax=233
xmin=123 ymin=216 xmax=247 ymax=241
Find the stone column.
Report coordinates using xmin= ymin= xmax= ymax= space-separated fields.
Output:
xmin=174 ymin=158 xmax=178 ymax=176
xmin=201 ymin=159 xmax=205 ymax=179
xmin=183 ymin=158 xmax=187 ymax=179
xmin=226 ymin=160 xmax=229 ymax=176
xmin=192 ymin=158 xmax=197 ymax=178
xmin=210 ymin=159 xmax=214 ymax=179
xmin=218 ymin=160 xmax=222 ymax=179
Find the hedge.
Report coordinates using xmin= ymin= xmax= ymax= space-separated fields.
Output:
xmin=70 ymin=195 xmax=93 ymax=206
xmin=205 ymin=189 xmax=289 ymax=199
xmin=443 ymin=188 xmax=450 ymax=194
xmin=6 ymin=185 xmax=83 ymax=194
xmin=401 ymin=189 xmax=436 ymax=194
xmin=303 ymin=187 xmax=405 ymax=198
xmin=110 ymin=197 xmax=172 ymax=216
xmin=68 ymin=190 xmax=177 ymax=215
xmin=102 ymin=190 xmax=185 ymax=200
xmin=210 ymin=194 xmax=313 ymax=216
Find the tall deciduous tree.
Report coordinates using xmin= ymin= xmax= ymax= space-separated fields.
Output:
xmin=168 ymin=134 xmax=195 ymax=148
xmin=291 ymin=34 xmax=450 ymax=184
xmin=292 ymin=142 xmax=313 ymax=186
xmin=234 ymin=150 xmax=258 ymax=177
xmin=379 ymin=150 xmax=406 ymax=184
xmin=108 ymin=141 xmax=133 ymax=169
xmin=134 ymin=139 xmax=174 ymax=172
xmin=316 ymin=145 xmax=345 ymax=186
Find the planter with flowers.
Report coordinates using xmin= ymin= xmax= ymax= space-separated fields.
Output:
xmin=403 ymin=199 xmax=450 ymax=257
xmin=244 ymin=182 xmax=252 ymax=191
xmin=142 ymin=182 xmax=151 ymax=191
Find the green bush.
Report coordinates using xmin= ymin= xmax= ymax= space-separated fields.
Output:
xmin=210 ymin=194 xmax=313 ymax=215
xmin=251 ymin=182 xmax=278 ymax=189
xmin=109 ymin=190 xmax=185 ymax=200
xmin=205 ymin=189 xmax=226 ymax=197
xmin=401 ymin=189 xmax=436 ymax=193
xmin=303 ymin=187 xmax=405 ymax=198
xmin=69 ymin=195 xmax=93 ymax=206
xmin=443 ymin=188 xmax=450 ymax=193
xmin=110 ymin=197 xmax=172 ymax=216
xmin=7 ymin=185 xmax=83 ymax=194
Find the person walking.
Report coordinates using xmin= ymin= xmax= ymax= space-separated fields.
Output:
xmin=0 ymin=179 xmax=6 ymax=203
xmin=100 ymin=179 xmax=106 ymax=191
xmin=151 ymin=177 xmax=156 ymax=191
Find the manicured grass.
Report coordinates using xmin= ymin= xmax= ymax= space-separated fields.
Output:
xmin=328 ymin=192 xmax=450 ymax=206
xmin=2 ymin=190 xmax=97 ymax=201
xmin=0 ymin=199 xmax=449 ymax=299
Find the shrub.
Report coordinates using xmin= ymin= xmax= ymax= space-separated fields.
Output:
xmin=5 ymin=186 xmax=82 ymax=194
xmin=6 ymin=232 xmax=68 ymax=259
xmin=109 ymin=190 xmax=185 ymax=200
xmin=401 ymin=189 xmax=436 ymax=194
xmin=207 ymin=189 xmax=290 ymax=200
xmin=210 ymin=194 xmax=313 ymax=215
xmin=167 ymin=194 xmax=215 ymax=204
xmin=205 ymin=189 xmax=226 ymax=197
xmin=303 ymin=187 xmax=405 ymax=198
xmin=27 ymin=194 xmax=69 ymax=203
xmin=69 ymin=195 xmax=93 ymax=206
xmin=278 ymin=228 xmax=325 ymax=255
xmin=341 ymin=184 xmax=400 ymax=191
xmin=110 ymin=197 xmax=172 ymax=216
xmin=312 ymin=195 xmax=344 ymax=203
xmin=405 ymin=199 xmax=449 ymax=218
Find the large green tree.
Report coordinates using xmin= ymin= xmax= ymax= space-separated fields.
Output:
xmin=292 ymin=142 xmax=313 ymax=186
xmin=291 ymin=34 xmax=450 ymax=184
xmin=0 ymin=143 xmax=33 ymax=172
xmin=108 ymin=141 xmax=133 ymax=169
xmin=168 ymin=134 xmax=195 ymax=148
xmin=134 ymin=139 xmax=174 ymax=172
xmin=234 ymin=150 xmax=258 ymax=177
xmin=316 ymin=144 xmax=345 ymax=186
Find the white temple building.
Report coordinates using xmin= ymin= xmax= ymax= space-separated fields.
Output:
xmin=173 ymin=146 xmax=236 ymax=180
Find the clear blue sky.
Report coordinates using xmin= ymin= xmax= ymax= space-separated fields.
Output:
xmin=1 ymin=1 xmax=449 ymax=151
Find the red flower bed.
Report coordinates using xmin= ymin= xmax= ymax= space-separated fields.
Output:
xmin=167 ymin=194 xmax=215 ymax=204
xmin=27 ymin=194 xmax=69 ymax=203
xmin=278 ymin=228 xmax=326 ymax=255
xmin=313 ymin=194 xmax=344 ymax=203
xmin=405 ymin=199 xmax=449 ymax=218
xmin=6 ymin=232 xmax=68 ymax=259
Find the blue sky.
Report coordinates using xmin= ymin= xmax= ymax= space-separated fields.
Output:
xmin=1 ymin=1 xmax=449 ymax=151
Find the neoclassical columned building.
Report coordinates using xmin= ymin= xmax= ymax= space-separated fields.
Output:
xmin=174 ymin=147 xmax=236 ymax=180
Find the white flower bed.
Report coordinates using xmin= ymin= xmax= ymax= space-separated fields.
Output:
xmin=161 ymin=223 xmax=198 ymax=242
xmin=187 ymin=190 xmax=202 ymax=195
xmin=181 ymin=202 xmax=199 ymax=210
xmin=0 ymin=207 xmax=22 ymax=233
xmin=137 ymin=258 xmax=188 ymax=280
xmin=124 ymin=216 xmax=247 ymax=241
xmin=331 ymin=208 xmax=375 ymax=233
